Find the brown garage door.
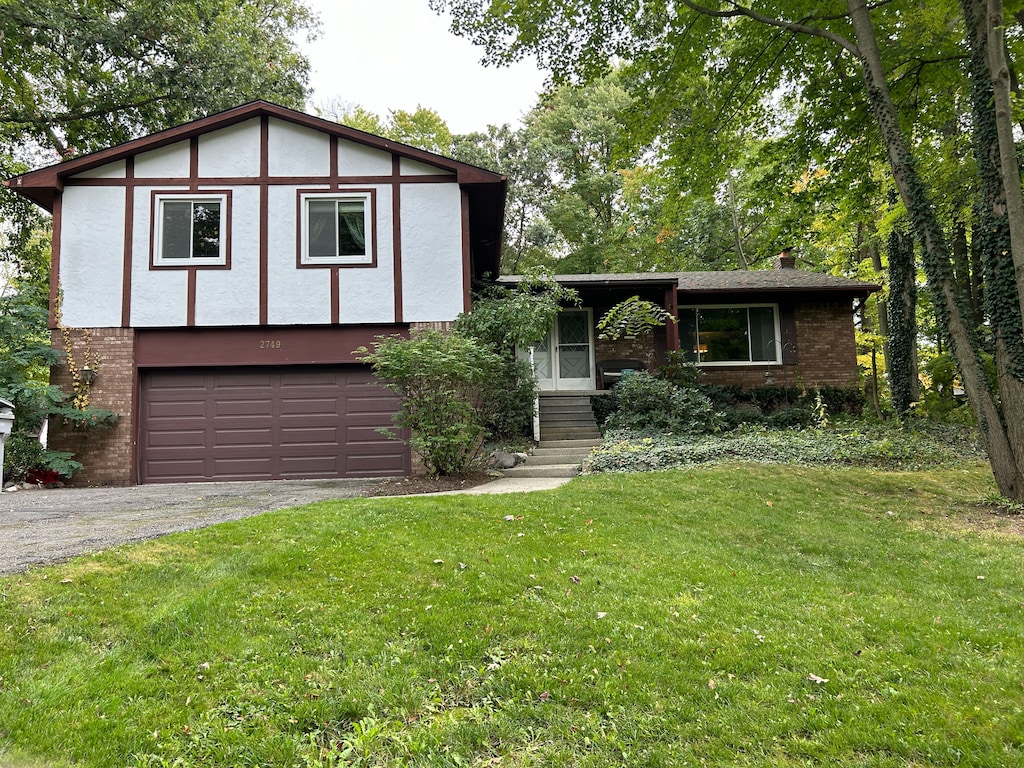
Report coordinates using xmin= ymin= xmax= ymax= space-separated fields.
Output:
xmin=139 ymin=366 xmax=409 ymax=483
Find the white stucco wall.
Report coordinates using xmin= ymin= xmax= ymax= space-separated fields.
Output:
xmin=339 ymin=140 xmax=392 ymax=176
xmin=400 ymin=183 xmax=464 ymax=322
xmin=194 ymin=185 xmax=260 ymax=326
xmin=337 ymin=185 xmax=395 ymax=324
xmin=135 ymin=141 xmax=190 ymax=178
xmin=59 ymin=186 xmax=126 ymax=327
xmin=130 ymin=185 xmax=189 ymax=327
xmin=268 ymin=119 xmax=330 ymax=178
xmin=198 ymin=119 xmax=261 ymax=178
xmin=400 ymin=158 xmax=453 ymax=177
xmin=70 ymin=161 xmax=126 ymax=180
xmin=265 ymin=184 xmax=332 ymax=325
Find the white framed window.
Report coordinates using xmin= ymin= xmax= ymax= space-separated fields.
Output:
xmin=153 ymin=193 xmax=228 ymax=266
xmin=300 ymin=192 xmax=374 ymax=266
xmin=680 ymin=304 xmax=781 ymax=365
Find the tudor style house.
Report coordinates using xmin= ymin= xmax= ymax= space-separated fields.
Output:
xmin=6 ymin=101 xmax=505 ymax=485
xmin=7 ymin=101 xmax=877 ymax=486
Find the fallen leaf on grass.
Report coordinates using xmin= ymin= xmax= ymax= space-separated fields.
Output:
xmin=807 ymin=673 xmax=829 ymax=684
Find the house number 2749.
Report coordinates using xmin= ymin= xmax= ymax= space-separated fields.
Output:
xmin=260 ymin=340 xmax=282 ymax=349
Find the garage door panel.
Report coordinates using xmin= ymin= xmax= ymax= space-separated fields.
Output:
xmin=213 ymin=427 xmax=275 ymax=447
xmin=280 ymin=397 xmax=339 ymax=416
xmin=279 ymin=426 xmax=339 ymax=446
xmin=213 ymin=399 xmax=275 ymax=417
xmin=145 ymin=429 xmax=209 ymax=449
xmin=140 ymin=366 xmax=407 ymax=483
xmin=346 ymin=395 xmax=402 ymax=415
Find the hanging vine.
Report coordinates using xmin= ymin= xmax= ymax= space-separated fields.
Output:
xmin=53 ymin=290 xmax=101 ymax=412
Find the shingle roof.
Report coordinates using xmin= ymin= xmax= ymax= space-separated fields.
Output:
xmin=499 ymin=270 xmax=879 ymax=297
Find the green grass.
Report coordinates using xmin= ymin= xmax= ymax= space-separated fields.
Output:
xmin=1 ymin=463 xmax=1022 ymax=767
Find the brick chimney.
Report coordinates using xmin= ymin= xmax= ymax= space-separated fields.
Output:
xmin=775 ymin=248 xmax=796 ymax=270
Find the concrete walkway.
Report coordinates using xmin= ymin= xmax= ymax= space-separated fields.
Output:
xmin=431 ymin=476 xmax=573 ymax=495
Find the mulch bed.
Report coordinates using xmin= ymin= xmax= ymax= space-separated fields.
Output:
xmin=362 ymin=471 xmax=496 ymax=497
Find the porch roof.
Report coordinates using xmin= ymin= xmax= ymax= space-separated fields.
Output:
xmin=499 ymin=270 xmax=879 ymax=298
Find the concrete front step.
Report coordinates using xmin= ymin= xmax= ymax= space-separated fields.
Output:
xmin=538 ymin=396 xmax=593 ymax=407
xmin=502 ymin=463 xmax=581 ymax=479
xmin=537 ymin=438 xmax=602 ymax=449
xmin=527 ymin=452 xmax=592 ymax=465
xmin=540 ymin=409 xmax=595 ymax=419
xmin=541 ymin=431 xmax=602 ymax=441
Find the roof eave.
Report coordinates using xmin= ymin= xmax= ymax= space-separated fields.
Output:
xmin=5 ymin=100 xmax=506 ymax=200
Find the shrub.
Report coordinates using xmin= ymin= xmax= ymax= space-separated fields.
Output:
xmin=604 ymin=371 xmax=723 ymax=434
xmin=2 ymin=432 xmax=81 ymax=484
xmin=746 ymin=384 xmax=802 ymax=412
xmin=765 ymin=405 xmax=813 ymax=429
xmin=720 ymin=402 xmax=764 ymax=429
xmin=590 ymin=393 xmax=617 ymax=428
xmin=480 ymin=358 xmax=537 ymax=441
xmin=357 ymin=330 xmax=504 ymax=476
xmin=809 ymin=385 xmax=866 ymax=416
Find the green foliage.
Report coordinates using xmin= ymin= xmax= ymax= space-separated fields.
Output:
xmin=357 ymin=330 xmax=504 ymax=476
xmin=453 ymin=269 xmax=579 ymax=354
xmin=2 ymin=432 xmax=81 ymax=483
xmin=1 ymin=0 xmax=315 ymax=157
xmin=596 ymin=295 xmax=676 ymax=341
xmin=604 ymin=371 xmax=722 ymax=434
xmin=656 ymin=350 xmax=703 ymax=388
xmin=478 ymin=357 xmax=537 ymax=441
xmin=586 ymin=420 xmax=986 ymax=474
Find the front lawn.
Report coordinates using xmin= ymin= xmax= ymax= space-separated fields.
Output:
xmin=1 ymin=463 xmax=1021 ymax=766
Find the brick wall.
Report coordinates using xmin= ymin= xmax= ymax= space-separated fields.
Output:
xmin=49 ymin=328 xmax=136 ymax=486
xmin=692 ymin=302 xmax=861 ymax=392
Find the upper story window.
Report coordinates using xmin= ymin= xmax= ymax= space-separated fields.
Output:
xmin=301 ymin=192 xmax=374 ymax=266
xmin=153 ymin=193 xmax=228 ymax=266
xmin=680 ymin=305 xmax=780 ymax=365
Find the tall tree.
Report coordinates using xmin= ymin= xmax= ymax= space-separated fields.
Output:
xmin=1 ymin=0 xmax=316 ymax=158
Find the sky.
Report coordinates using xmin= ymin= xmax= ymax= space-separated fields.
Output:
xmin=299 ymin=0 xmax=547 ymax=134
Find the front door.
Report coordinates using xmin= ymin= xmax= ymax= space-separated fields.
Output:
xmin=524 ymin=309 xmax=595 ymax=391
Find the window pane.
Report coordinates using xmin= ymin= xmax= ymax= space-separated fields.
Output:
xmin=337 ymin=200 xmax=366 ymax=257
xmin=161 ymin=201 xmax=192 ymax=259
xmin=308 ymin=200 xmax=337 ymax=259
xmin=698 ymin=307 xmax=749 ymax=362
xmin=749 ymin=306 xmax=777 ymax=361
xmin=679 ymin=309 xmax=698 ymax=362
xmin=192 ymin=201 xmax=221 ymax=259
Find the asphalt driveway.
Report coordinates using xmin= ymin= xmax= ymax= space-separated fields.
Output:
xmin=0 ymin=478 xmax=379 ymax=575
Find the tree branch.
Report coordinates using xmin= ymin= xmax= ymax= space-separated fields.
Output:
xmin=680 ymin=0 xmax=861 ymax=57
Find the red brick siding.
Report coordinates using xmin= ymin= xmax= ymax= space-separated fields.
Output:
xmin=48 ymin=328 xmax=136 ymax=486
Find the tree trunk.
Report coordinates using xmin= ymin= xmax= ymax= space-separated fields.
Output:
xmin=887 ymin=227 xmax=918 ymax=414
xmin=849 ymin=0 xmax=1024 ymax=499
xmin=987 ymin=0 xmax=1024 ymax=321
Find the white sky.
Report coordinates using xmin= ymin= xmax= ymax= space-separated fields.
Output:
xmin=298 ymin=0 xmax=547 ymax=134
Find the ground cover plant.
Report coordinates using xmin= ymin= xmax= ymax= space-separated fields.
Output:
xmin=586 ymin=421 xmax=987 ymax=474
xmin=1 ymin=464 xmax=1022 ymax=766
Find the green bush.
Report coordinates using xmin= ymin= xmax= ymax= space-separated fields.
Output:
xmin=604 ymin=371 xmax=723 ymax=434
xmin=2 ymin=431 xmax=81 ymax=484
xmin=357 ymin=330 xmax=504 ymax=476
xmin=480 ymin=358 xmax=537 ymax=441
xmin=720 ymin=402 xmax=764 ymax=429
xmin=765 ymin=405 xmax=813 ymax=429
